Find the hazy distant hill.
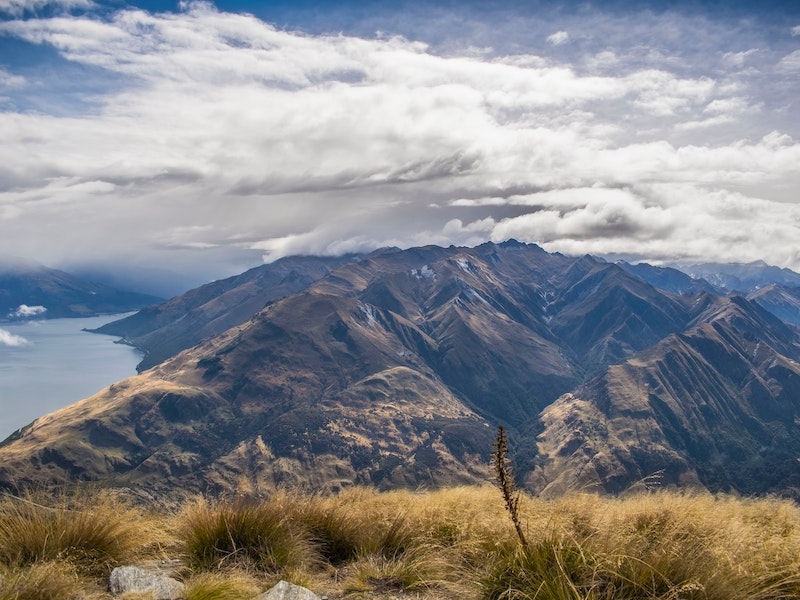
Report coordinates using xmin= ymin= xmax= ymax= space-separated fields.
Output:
xmin=633 ymin=259 xmax=800 ymax=326
xmin=615 ymin=261 xmax=720 ymax=295
xmin=677 ymin=260 xmax=800 ymax=292
xmin=0 ymin=256 xmax=162 ymax=320
xmin=1 ymin=242 xmax=799 ymax=498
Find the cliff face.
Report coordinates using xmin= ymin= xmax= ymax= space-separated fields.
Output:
xmin=1 ymin=242 xmax=799 ymax=497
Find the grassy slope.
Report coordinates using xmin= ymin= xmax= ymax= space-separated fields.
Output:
xmin=1 ymin=486 xmax=800 ymax=599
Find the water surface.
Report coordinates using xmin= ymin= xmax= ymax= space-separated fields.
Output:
xmin=0 ymin=314 xmax=142 ymax=441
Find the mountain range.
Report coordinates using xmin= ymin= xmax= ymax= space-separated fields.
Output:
xmin=1 ymin=242 xmax=799 ymax=498
xmin=0 ymin=256 xmax=162 ymax=320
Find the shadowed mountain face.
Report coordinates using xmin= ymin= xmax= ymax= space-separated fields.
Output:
xmin=1 ymin=242 xmax=800 ymax=496
xmin=532 ymin=295 xmax=800 ymax=497
xmin=0 ymin=257 xmax=162 ymax=320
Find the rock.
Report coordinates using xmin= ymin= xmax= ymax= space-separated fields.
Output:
xmin=109 ymin=565 xmax=185 ymax=599
xmin=256 ymin=580 xmax=322 ymax=600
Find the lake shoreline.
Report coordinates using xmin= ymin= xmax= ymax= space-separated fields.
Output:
xmin=0 ymin=314 xmax=143 ymax=441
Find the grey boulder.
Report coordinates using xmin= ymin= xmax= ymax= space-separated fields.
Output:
xmin=109 ymin=565 xmax=185 ymax=599
xmin=256 ymin=580 xmax=322 ymax=600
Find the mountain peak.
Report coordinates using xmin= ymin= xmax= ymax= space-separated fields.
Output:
xmin=3 ymin=243 xmax=800 ymax=498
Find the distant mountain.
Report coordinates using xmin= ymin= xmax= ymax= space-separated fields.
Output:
xmin=676 ymin=260 xmax=800 ymax=293
xmin=615 ymin=261 xmax=719 ymax=295
xmin=1 ymin=242 xmax=799 ymax=498
xmin=666 ymin=260 xmax=800 ymax=326
xmin=746 ymin=285 xmax=800 ymax=327
xmin=0 ymin=257 xmax=162 ymax=320
xmin=91 ymin=254 xmax=359 ymax=370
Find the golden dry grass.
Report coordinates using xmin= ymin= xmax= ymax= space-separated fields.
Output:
xmin=1 ymin=485 xmax=800 ymax=599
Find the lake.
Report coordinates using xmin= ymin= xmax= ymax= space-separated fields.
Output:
xmin=0 ymin=315 xmax=142 ymax=441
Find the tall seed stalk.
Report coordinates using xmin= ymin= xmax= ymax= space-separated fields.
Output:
xmin=491 ymin=425 xmax=528 ymax=548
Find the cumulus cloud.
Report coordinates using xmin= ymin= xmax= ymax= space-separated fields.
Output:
xmin=0 ymin=327 xmax=29 ymax=347
xmin=9 ymin=304 xmax=47 ymax=318
xmin=547 ymin=31 xmax=569 ymax=46
xmin=0 ymin=1 xmax=798 ymax=281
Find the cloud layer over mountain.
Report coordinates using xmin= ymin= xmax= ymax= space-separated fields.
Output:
xmin=1 ymin=0 xmax=799 ymax=290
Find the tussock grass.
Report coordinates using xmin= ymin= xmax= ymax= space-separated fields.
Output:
xmin=184 ymin=570 xmax=262 ymax=600
xmin=0 ymin=561 xmax=88 ymax=600
xmin=480 ymin=491 xmax=800 ymax=600
xmin=2 ymin=485 xmax=800 ymax=599
xmin=341 ymin=544 xmax=454 ymax=595
xmin=178 ymin=496 xmax=318 ymax=574
xmin=287 ymin=492 xmax=368 ymax=565
xmin=0 ymin=490 xmax=145 ymax=576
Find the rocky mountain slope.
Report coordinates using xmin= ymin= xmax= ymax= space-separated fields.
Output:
xmin=1 ymin=242 xmax=799 ymax=497
xmin=747 ymin=284 xmax=800 ymax=327
xmin=531 ymin=295 xmax=800 ymax=496
xmin=0 ymin=257 xmax=162 ymax=319
xmin=91 ymin=255 xmax=356 ymax=370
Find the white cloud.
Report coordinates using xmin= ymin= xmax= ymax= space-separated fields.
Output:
xmin=0 ymin=0 xmax=91 ymax=17
xmin=0 ymin=2 xmax=798 ymax=277
xmin=547 ymin=31 xmax=569 ymax=46
xmin=673 ymin=115 xmax=734 ymax=131
xmin=792 ymin=25 xmax=800 ymax=36
xmin=484 ymin=183 xmax=800 ymax=266
xmin=9 ymin=304 xmax=47 ymax=318
xmin=778 ymin=50 xmax=800 ymax=72
xmin=703 ymin=97 xmax=754 ymax=115
xmin=722 ymin=49 xmax=758 ymax=67
xmin=0 ymin=69 xmax=26 ymax=89
xmin=0 ymin=327 xmax=29 ymax=347
xmin=586 ymin=51 xmax=619 ymax=71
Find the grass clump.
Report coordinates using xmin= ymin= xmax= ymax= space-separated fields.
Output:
xmin=479 ymin=491 xmax=800 ymax=600
xmin=342 ymin=545 xmax=451 ymax=595
xmin=0 ymin=490 xmax=144 ymax=577
xmin=183 ymin=570 xmax=262 ymax=600
xmin=178 ymin=496 xmax=318 ymax=574
xmin=288 ymin=493 xmax=367 ymax=565
xmin=482 ymin=535 xmax=596 ymax=600
xmin=0 ymin=561 xmax=87 ymax=600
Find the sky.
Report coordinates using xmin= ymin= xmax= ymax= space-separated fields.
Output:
xmin=1 ymin=0 xmax=799 ymax=296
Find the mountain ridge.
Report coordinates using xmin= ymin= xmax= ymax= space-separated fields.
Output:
xmin=1 ymin=242 xmax=799 ymax=497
